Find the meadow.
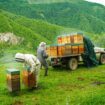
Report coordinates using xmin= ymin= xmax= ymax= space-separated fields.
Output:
xmin=0 ymin=51 xmax=105 ymax=105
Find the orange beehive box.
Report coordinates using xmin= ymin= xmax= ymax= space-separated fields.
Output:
xmin=77 ymin=34 xmax=83 ymax=43
xmin=46 ymin=46 xmax=50 ymax=56
xmin=70 ymin=35 xmax=74 ymax=43
xmin=73 ymin=34 xmax=83 ymax=43
xmin=61 ymin=45 xmax=65 ymax=56
xmin=58 ymin=45 xmax=62 ymax=56
xmin=50 ymin=45 xmax=58 ymax=57
xmin=58 ymin=44 xmax=65 ymax=56
xmin=71 ymin=45 xmax=79 ymax=54
xmin=57 ymin=36 xmax=62 ymax=44
xmin=22 ymin=70 xmax=36 ymax=88
xmin=79 ymin=44 xmax=84 ymax=53
xmin=65 ymin=44 xmax=72 ymax=55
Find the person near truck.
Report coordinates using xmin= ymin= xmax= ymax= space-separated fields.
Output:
xmin=15 ymin=53 xmax=41 ymax=88
xmin=37 ymin=42 xmax=48 ymax=76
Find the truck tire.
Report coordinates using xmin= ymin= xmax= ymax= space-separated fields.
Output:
xmin=68 ymin=58 xmax=78 ymax=70
xmin=100 ymin=54 xmax=105 ymax=64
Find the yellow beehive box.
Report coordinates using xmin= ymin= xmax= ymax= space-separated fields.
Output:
xmin=58 ymin=45 xmax=62 ymax=57
xmin=73 ymin=34 xmax=83 ymax=43
xmin=62 ymin=36 xmax=68 ymax=44
xmin=67 ymin=35 xmax=71 ymax=43
xmin=72 ymin=45 xmax=79 ymax=54
xmin=46 ymin=46 xmax=51 ymax=56
xmin=79 ymin=44 xmax=84 ymax=53
xmin=65 ymin=44 xmax=72 ymax=55
xmin=50 ymin=45 xmax=58 ymax=57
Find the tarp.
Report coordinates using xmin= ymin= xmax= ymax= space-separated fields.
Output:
xmin=82 ymin=36 xmax=99 ymax=67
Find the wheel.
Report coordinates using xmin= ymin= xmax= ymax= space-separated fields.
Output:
xmin=68 ymin=58 xmax=78 ymax=70
xmin=100 ymin=54 xmax=105 ymax=64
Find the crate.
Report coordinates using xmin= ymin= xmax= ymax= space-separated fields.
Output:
xmin=50 ymin=45 xmax=58 ymax=57
xmin=79 ymin=44 xmax=84 ymax=53
xmin=6 ymin=69 xmax=20 ymax=92
xmin=73 ymin=34 xmax=83 ymax=43
xmin=58 ymin=44 xmax=65 ymax=56
xmin=62 ymin=36 xmax=68 ymax=44
xmin=67 ymin=36 xmax=71 ymax=43
xmin=46 ymin=46 xmax=50 ymax=56
xmin=58 ymin=36 xmax=62 ymax=44
xmin=65 ymin=44 xmax=72 ymax=55
xmin=22 ymin=70 xmax=36 ymax=88
xmin=58 ymin=45 xmax=62 ymax=56
xmin=71 ymin=45 xmax=79 ymax=54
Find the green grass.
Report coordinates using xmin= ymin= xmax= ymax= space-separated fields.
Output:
xmin=0 ymin=55 xmax=105 ymax=105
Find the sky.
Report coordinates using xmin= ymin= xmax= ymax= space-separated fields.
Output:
xmin=85 ymin=0 xmax=105 ymax=6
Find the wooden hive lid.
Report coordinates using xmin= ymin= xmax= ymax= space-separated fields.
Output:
xmin=7 ymin=69 xmax=20 ymax=75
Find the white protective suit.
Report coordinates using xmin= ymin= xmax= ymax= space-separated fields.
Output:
xmin=15 ymin=53 xmax=41 ymax=87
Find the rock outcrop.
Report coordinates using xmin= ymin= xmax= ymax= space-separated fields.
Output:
xmin=0 ymin=32 xmax=24 ymax=45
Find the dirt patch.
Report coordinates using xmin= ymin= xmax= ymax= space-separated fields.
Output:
xmin=57 ymin=83 xmax=84 ymax=91
xmin=77 ymin=77 xmax=85 ymax=81
xmin=12 ymin=101 xmax=23 ymax=105
xmin=92 ymin=81 xmax=105 ymax=86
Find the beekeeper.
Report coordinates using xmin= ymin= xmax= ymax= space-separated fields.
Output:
xmin=15 ymin=53 xmax=41 ymax=88
xmin=37 ymin=42 xmax=48 ymax=76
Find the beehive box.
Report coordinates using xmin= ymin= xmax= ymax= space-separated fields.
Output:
xmin=46 ymin=46 xmax=50 ymax=56
xmin=58 ymin=44 xmax=65 ymax=56
xmin=62 ymin=36 xmax=68 ymax=44
xmin=58 ymin=36 xmax=62 ymax=44
xmin=72 ymin=33 xmax=83 ymax=43
xmin=6 ymin=69 xmax=20 ymax=92
xmin=65 ymin=44 xmax=72 ymax=55
xmin=22 ymin=70 xmax=36 ymax=89
xmin=57 ymin=33 xmax=83 ymax=44
xmin=67 ymin=35 xmax=71 ymax=43
xmin=50 ymin=45 xmax=58 ymax=57
xmin=79 ymin=44 xmax=84 ymax=53
xmin=71 ymin=45 xmax=79 ymax=54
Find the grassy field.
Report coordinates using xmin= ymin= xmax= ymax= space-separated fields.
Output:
xmin=0 ymin=53 xmax=105 ymax=105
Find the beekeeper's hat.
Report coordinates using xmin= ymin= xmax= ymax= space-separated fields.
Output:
xmin=15 ymin=53 xmax=25 ymax=62
xmin=39 ymin=42 xmax=46 ymax=47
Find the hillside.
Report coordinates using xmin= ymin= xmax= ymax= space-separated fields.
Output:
xmin=0 ymin=0 xmax=105 ymax=34
xmin=0 ymin=9 xmax=74 ymax=50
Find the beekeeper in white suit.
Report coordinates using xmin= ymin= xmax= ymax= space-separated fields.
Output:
xmin=15 ymin=53 xmax=41 ymax=88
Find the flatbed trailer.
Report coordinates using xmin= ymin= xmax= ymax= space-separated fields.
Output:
xmin=46 ymin=33 xmax=105 ymax=70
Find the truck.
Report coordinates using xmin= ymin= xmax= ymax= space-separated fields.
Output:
xmin=46 ymin=32 xmax=105 ymax=70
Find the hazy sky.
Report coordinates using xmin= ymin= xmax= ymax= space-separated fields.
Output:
xmin=85 ymin=0 xmax=105 ymax=6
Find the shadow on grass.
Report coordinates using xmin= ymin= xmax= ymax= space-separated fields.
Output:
xmin=50 ymin=64 xmax=88 ymax=73
xmin=2 ymin=82 xmax=47 ymax=97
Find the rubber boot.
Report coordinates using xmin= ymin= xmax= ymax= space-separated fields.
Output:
xmin=44 ymin=68 xmax=48 ymax=76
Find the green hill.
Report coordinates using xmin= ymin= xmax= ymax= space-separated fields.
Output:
xmin=0 ymin=9 xmax=78 ymax=49
xmin=0 ymin=0 xmax=105 ymax=34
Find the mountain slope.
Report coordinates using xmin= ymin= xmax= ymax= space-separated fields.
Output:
xmin=0 ymin=0 xmax=105 ymax=34
xmin=0 ymin=9 xmax=78 ymax=49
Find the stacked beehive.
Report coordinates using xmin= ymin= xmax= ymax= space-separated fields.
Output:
xmin=6 ymin=69 xmax=20 ymax=92
xmin=46 ymin=45 xmax=58 ymax=58
xmin=22 ymin=69 xmax=36 ymax=89
xmin=57 ymin=33 xmax=84 ymax=56
xmin=46 ymin=33 xmax=84 ymax=57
